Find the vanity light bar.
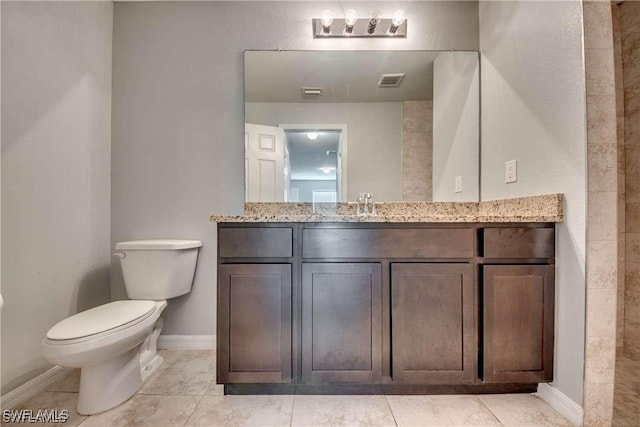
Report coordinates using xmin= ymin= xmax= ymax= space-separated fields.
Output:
xmin=313 ymin=10 xmax=407 ymax=38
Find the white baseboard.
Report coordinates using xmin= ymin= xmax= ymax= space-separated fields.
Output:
xmin=536 ymin=383 xmax=583 ymax=426
xmin=1 ymin=366 xmax=73 ymax=410
xmin=157 ymin=335 xmax=216 ymax=350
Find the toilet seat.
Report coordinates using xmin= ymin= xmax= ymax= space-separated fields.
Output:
xmin=46 ymin=300 xmax=157 ymax=344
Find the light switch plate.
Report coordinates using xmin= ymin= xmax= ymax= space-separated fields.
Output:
xmin=505 ymin=160 xmax=517 ymax=183
xmin=455 ymin=176 xmax=462 ymax=193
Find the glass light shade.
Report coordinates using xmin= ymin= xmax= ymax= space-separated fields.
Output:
xmin=369 ymin=9 xmax=382 ymax=23
xmin=320 ymin=10 xmax=333 ymax=27
xmin=306 ymin=132 xmax=319 ymax=141
xmin=345 ymin=9 xmax=358 ymax=26
xmin=392 ymin=9 xmax=406 ymax=26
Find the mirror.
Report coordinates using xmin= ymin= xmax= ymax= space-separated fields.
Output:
xmin=244 ymin=50 xmax=479 ymax=203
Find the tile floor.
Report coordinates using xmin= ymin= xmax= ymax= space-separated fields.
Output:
xmin=613 ymin=354 xmax=640 ymax=426
xmin=4 ymin=350 xmax=572 ymax=427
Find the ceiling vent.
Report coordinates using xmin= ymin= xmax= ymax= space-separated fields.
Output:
xmin=378 ymin=73 xmax=405 ymax=87
xmin=301 ymin=87 xmax=324 ymax=97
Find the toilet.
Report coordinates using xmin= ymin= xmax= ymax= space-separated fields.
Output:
xmin=42 ymin=239 xmax=202 ymax=415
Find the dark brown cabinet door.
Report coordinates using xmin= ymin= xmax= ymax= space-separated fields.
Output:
xmin=483 ymin=265 xmax=554 ymax=383
xmin=217 ymin=264 xmax=292 ymax=383
xmin=391 ymin=263 xmax=475 ymax=384
xmin=302 ymin=263 xmax=382 ymax=383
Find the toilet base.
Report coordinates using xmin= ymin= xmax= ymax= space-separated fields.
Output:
xmin=77 ymin=346 xmax=143 ymax=415
xmin=140 ymin=317 xmax=164 ymax=383
xmin=141 ymin=353 xmax=164 ymax=384
xmin=76 ymin=316 xmax=165 ymax=415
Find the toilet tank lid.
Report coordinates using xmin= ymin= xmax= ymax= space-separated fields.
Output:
xmin=115 ymin=240 xmax=202 ymax=250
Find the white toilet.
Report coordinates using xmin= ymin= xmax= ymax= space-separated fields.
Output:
xmin=42 ymin=239 xmax=202 ymax=415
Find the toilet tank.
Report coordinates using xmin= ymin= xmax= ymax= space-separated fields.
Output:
xmin=114 ymin=240 xmax=202 ymax=300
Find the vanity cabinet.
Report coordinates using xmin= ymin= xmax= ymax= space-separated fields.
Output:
xmin=217 ymin=222 xmax=556 ymax=394
xmin=217 ymin=263 xmax=292 ymax=384
xmin=302 ymin=263 xmax=382 ymax=383
xmin=391 ymin=263 xmax=475 ymax=384
xmin=482 ymin=265 xmax=554 ymax=383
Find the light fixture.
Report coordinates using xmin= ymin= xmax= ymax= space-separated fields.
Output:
xmin=319 ymin=167 xmax=334 ymax=174
xmin=306 ymin=132 xmax=319 ymax=141
xmin=312 ymin=10 xmax=407 ymax=38
xmin=344 ymin=9 xmax=358 ymax=34
xmin=388 ymin=9 xmax=406 ymax=35
xmin=368 ymin=9 xmax=382 ymax=34
xmin=320 ymin=10 xmax=333 ymax=34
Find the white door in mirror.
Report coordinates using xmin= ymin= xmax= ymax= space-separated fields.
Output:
xmin=245 ymin=123 xmax=285 ymax=202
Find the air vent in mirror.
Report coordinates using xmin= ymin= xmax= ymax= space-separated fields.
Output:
xmin=378 ymin=73 xmax=405 ymax=87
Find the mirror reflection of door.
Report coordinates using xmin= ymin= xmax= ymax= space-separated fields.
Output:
xmin=284 ymin=129 xmax=342 ymax=203
xmin=245 ymin=123 xmax=285 ymax=202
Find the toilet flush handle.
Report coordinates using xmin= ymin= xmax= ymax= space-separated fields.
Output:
xmin=113 ymin=252 xmax=126 ymax=259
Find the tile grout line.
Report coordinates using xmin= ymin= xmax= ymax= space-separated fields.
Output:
xmin=475 ymin=396 xmax=506 ymax=427
xmin=383 ymin=395 xmax=399 ymax=427
xmin=289 ymin=394 xmax=295 ymax=427
xmin=182 ymin=393 xmax=207 ymax=427
xmin=180 ymin=366 xmax=220 ymax=426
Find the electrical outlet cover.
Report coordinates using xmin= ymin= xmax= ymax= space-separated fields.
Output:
xmin=455 ymin=176 xmax=462 ymax=193
xmin=505 ymin=160 xmax=517 ymax=183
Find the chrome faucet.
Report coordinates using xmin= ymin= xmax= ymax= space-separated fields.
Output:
xmin=356 ymin=193 xmax=376 ymax=216
xmin=364 ymin=192 xmax=372 ymax=215
xmin=356 ymin=192 xmax=376 ymax=216
xmin=356 ymin=194 xmax=365 ymax=215
xmin=365 ymin=193 xmax=377 ymax=216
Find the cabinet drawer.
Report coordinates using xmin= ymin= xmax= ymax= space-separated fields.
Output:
xmin=303 ymin=228 xmax=474 ymax=259
xmin=219 ymin=227 xmax=293 ymax=258
xmin=483 ymin=228 xmax=554 ymax=259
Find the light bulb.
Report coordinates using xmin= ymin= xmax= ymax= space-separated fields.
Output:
xmin=369 ymin=9 xmax=382 ymax=23
xmin=367 ymin=9 xmax=382 ymax=34
xmin=306 ymin=132 xmax=319 ymax=141
xmin=388 ymin=9 xmax=405 ymax=34
xmin=320 ymin=10 xmax=333 ymax=27
xmin=320 ymin=10 xmax=333 ymax=35
xmin=392 ymin=9 xmax=406 ymax=26
xmin=345 ymin=9 xmax=358 ymax=27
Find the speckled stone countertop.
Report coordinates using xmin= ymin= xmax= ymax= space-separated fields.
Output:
xmin=210 ymin=194 xmax=563 ymax=223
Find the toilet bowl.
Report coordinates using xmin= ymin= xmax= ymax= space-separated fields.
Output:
xmin=42 ymin=239 xmax=202 ymax=415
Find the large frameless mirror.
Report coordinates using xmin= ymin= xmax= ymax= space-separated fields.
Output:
xmin=244 ymin=50 xmax=479 ymax=203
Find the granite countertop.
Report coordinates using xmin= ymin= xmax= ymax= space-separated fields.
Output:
xmin=210 ymin=194 xmax=563 ymax=223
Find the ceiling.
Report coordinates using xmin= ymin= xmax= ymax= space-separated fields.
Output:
xmin=287 ymin=130 xmax=340 ymax=181
xmin=245 ymin=50 xmax=443 ymax=103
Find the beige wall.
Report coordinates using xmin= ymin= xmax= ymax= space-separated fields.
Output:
xmin=1 ymin=1 xmax=113 ymax=393
xmin=402 ymin=101 xmax=432 ymax=201
xmin=111 ymin=1 xmax=480 ymax=335
xmin=479 ymin=0 xmax=587 ymax=406
xmin=612 ymin=2 xmax=626 ymax=353
xmin=620 ymin=1 xmax=640 ymax=360
xmin=582 ymin=1 xmax=619 ymax=425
